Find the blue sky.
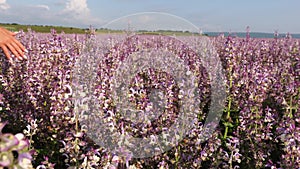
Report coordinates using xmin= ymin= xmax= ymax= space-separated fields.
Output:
xmin=0 ymin=0 xmax=300 ymax=33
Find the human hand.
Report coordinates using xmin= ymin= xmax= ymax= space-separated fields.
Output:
xmin=0 ymin=27 xmax=27 ymax=61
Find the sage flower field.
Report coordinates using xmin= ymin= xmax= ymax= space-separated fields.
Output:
xmin=0 ymin=29 xmax=299 ymax=169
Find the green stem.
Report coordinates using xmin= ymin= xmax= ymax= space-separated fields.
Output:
xmin=29 ymin=134 xmax=33 ymax=149
xmin=289 ymin=96 xmax=293 ymax=118
xmin=229 ymin=150 xmax=233 ymax=169
xmin=227 ymin=98 xmax=232 ymax=120
xmin=175 ymin=146 xmax=180 ymax=167
xmin=75 ymin=106 xmax=80 ymax=167
xmin=224 ymin=126 xmax=229 ymax=140
xmin=254 ymin=107 xmax=258 ymax=133
xmin=224 ymin=66 xmax=233 ymax=139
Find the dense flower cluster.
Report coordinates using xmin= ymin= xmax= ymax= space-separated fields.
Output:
xmin=0 ymin=121 xmax=34 ymax=168
xmin=0 ymin=29 xmax=299 ymax=169
xmin=214 ymin=35 xmax=299 ymax=168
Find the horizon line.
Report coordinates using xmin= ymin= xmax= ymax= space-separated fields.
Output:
xmin=1 ymin=22 xmax=300 ymax=34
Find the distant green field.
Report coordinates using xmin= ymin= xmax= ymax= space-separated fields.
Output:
xmin=0 ymin=23 xmax=87 ymax=34
xmin=0 ymin=23 xmax=202 ymax=36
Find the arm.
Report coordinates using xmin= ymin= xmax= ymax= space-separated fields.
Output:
xmin=0 ymin=26 xmax=27 ymax=61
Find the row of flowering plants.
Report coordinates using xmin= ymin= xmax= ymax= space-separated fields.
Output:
xmin=0 ymin=29 xmax=299 ymax=168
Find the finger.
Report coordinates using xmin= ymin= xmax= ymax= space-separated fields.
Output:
xmin=13 ymin=40 xmax=27 ymax=60
xmin=9 ymin=30 xmax=17 ymax=36
xmin=14 ymin=40 xmax=28 ymax=60
xmin=14 ymin=39 xmax=26 ymax=53
xmin=2 ymin=28 xmax=15 ymax=36
xmin=11 ymin=39 xmax=26 ymax=54
xmin=6 ymin=43 xmax=23 ymax=60
xmin=9 ymin=41 xmax=24 ymax=54
xmin=0 ymin=45 xmax=12 ymax=61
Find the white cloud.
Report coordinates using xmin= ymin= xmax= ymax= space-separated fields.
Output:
xmin=63 ymin=0 xmax=89 ymax=16
xmin=0 ymin=0 xmax=10 ymax=10
xmin=33 ymin=5 xmax=50 ymax=11
xmin=60 ymin=0 xmax=102 ymax=27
